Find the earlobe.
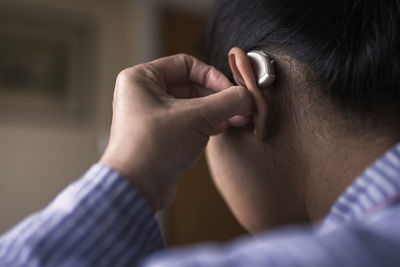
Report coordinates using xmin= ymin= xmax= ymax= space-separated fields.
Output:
xmin=229 ymin=47 xmax=268 ymax=140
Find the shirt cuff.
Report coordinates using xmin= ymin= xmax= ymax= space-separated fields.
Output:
xmin=78 ymin=163 xmax=166 ymax=251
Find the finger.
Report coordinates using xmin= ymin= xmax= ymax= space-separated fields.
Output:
xmin=169 ymin=82 xmax=251 ymax=126
xmin=147 ymin=54 xmax=232 ymax=93
xmin=167 ymin=82 xmax=216 ymax=99
xmin=190 ymin=86 xmax=254 ymax=133
xmin=228 ymin=115 xmax=251 ymax=127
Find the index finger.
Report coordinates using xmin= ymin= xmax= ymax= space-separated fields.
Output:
xmin=147 ymin=54 xmax=233 ymax=92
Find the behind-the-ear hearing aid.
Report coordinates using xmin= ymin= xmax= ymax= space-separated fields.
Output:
xmin=233 ymin=50 xmax=275 ymax=88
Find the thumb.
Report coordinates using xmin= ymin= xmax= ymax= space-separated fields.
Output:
xmin=190 ymin=86 xmax=254 ymax=132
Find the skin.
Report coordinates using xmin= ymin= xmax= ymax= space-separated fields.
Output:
xmin=100 ymin=54 xmax=253 ymax=211
xmin=206 ymin=48 xmax=400 ymax=233
xmin=100 ymin=49 xmax=400 ymax=235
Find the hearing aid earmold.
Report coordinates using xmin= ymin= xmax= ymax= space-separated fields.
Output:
xmin=233 ymin=50 xmax=275 ymax=88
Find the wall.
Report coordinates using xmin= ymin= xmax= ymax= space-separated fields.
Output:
xmin=0 ymin=0 xmax=136 ymax=233
xmin=131 ymin=0 xmax=215 ymax=63
xmin=0 ymin=0 xmax=216 ymax=235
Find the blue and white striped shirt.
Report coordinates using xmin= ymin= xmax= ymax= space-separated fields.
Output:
xmin=1 ymin=144 xmax=400 ymax=266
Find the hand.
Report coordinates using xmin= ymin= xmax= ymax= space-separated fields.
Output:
xmin=100 ymin=54 xmax=253 ymax=211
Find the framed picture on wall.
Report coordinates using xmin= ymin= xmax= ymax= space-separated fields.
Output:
xmin=0 ymin=2 xmax=98 ymax=126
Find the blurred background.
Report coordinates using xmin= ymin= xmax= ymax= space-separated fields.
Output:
xmin=0 ymin=0 xmax=246 ymax=247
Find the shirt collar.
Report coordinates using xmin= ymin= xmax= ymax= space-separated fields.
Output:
xmin=319 ymin=143 xmax=400 ymax=232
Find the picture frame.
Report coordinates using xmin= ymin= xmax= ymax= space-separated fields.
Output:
xmin=0 ymin=2 xmax=98 ymax=126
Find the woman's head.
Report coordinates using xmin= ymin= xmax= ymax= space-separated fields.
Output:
xmin=205 ymin=0 xmax=400 ymax=232
xmin=206 ymin=0 xmax=400 ymax=129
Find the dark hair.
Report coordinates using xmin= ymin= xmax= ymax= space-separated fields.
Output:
xmin=205 ymin=0 xmax=400 ymax=128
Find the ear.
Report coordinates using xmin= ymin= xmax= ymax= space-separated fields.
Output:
xmin=229 ymin=47 xmax=268 ymax=140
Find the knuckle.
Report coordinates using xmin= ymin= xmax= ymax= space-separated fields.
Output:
xmin=116 ymin=66 xmax=143 ymax=84
xmin=116 ymin=68 xmax=132 ymax=83
xmin=176 ymin=53 xmax=195 ymax=68
xmin=176 ymin=53 xmax=191 ymax=60
xmin=204 ymin=66 xmax=215 ymax=85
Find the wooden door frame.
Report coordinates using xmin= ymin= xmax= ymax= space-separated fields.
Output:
xmin=129 ymin=0 xmax=214 ymax=239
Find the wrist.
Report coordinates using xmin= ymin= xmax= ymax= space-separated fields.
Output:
xmin=99 ymin=151 xmax=160 ymax=211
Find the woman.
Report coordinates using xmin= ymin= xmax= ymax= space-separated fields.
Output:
xmin=1 ymin=0 xmax=400 ymax=266
xmin=205 ymin=0 xmax=400 ymax=233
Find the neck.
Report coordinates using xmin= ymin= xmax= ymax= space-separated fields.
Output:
xmin=302 ymin=125 xmax=400 ymax=222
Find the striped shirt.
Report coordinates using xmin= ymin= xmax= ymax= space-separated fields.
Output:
xmin=1 ymin=144 xmax=400 ymax=266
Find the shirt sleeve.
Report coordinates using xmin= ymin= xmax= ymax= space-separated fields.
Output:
xmin=0 ymin=164 xmax=165 ymax=267
xmin=141 ymin=206 xmax=400 ymax=267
